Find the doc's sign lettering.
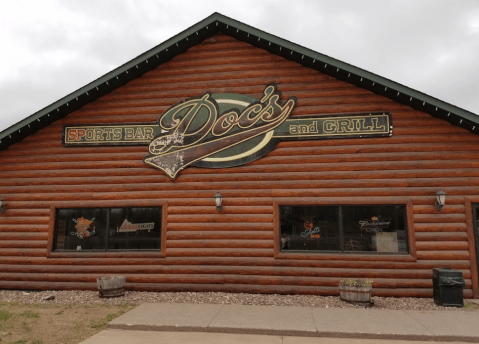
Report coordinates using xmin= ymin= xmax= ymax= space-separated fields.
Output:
xmin=144 ymin=84 xmax=296 ymax=178
xmin=63 ymin=83 xmax=392 ymax=179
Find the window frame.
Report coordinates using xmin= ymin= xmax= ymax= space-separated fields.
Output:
xmin=273 ymin=197 xmax=416 ymax=262
xmin=47 ymin=200 xmax=167 ymax=258
xmin=464 ymin=197 xmax=479 ymax=299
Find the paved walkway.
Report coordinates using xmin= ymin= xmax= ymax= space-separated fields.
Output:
xmin=81 ymin=302 xmax=479 ymax=343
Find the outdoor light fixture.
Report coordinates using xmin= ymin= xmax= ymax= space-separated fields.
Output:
xmin=435 ymin=190 xmax=447 ymax=211
xmin=0 ymin=196 xmax=5 ymax=214
xmin=214 ymin=191 xmax=223 ymax=212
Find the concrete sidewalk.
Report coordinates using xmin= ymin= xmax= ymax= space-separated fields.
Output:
xmin=81 ymin=303 xmax=479 ymax=343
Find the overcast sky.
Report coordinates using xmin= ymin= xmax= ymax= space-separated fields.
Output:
xmin=1 ymin=0 xmax=478 ymax=133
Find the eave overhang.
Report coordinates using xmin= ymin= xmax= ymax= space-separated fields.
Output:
xmin=1 ymin=12 xmax=478 ymax=150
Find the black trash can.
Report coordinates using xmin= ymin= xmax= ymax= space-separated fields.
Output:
xmin=432 ymin=268 xmax=465 ymax=307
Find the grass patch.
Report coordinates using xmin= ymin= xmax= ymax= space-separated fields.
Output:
xmin=90 ymin=313 xmax=118 ymax=330
xmin=0 ymin=302 xmax=137 ymax=344
xmin=20 ymin=310 xmax=40 ymax=318
xmin=464 ymin=302 xmax=478 ymax=309
xmin=21 ymin=321 xmax=32 ymax=333
xmin=90 ymin=302 xmax=132 ymax=330
xmin=0 ymin=309 xmax=13 ymax=321
xmin=119 ymin=302 xmax=132 ymax=310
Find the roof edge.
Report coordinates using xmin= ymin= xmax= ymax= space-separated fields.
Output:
xmin=0 ymin=13 xmax=223 ymax=144
xmin=1 ymin=12 xmax=478 ymax=149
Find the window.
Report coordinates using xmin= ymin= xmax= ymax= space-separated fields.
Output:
xmin=53 ymin=206 xmax=162 ymax=252
xmin=279 ymin=205 xmax=408 ymax=254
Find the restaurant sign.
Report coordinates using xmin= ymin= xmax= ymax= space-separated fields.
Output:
xmin=63 ymin=83 xmax=392 ymax=179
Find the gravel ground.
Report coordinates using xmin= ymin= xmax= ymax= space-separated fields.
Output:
xmin=1 ymin=289 xmax=477 ymax=311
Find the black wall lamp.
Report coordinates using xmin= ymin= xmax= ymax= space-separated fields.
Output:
xmin=214 ymin=191 xmax=223 ymax=212
xmin=0 ymin=196 xmax=5 ymax=214
xmin=435 ymin=190 xmax=447 ymax=211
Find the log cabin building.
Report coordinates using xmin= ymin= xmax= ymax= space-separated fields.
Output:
xmin=1 ymin=13 xmax=478 ymax=299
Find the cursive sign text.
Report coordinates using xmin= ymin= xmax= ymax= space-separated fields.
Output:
xmin=144 ymin=84 xmax=296 ymax=179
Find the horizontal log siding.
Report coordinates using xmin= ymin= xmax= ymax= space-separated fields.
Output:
xmin=0 ymin=33 xmax=478 ymax=298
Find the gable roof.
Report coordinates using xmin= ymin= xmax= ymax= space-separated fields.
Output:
xmin=1 ymin=12 xmax=478 ymax=151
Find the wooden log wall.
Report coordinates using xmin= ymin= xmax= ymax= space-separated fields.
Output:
xmin=0 ymin=33 xmax=478 ymax=298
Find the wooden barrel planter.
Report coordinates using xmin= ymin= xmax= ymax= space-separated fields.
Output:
xmin=97 ymin=276 xmax=125 ymax=298
xmin=339 ymin=279 xmax=373 ymax=307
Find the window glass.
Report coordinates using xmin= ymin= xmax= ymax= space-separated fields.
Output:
xmin=279 ymin=204 xmax=408 ymax=254
xmin=342 ymin=205 xmax=408 ymax=253
xmin=55 ymin=208 xmax=108 ymax=251
xmin=109 ymin=207 xmax=161 ymax=250
xmin=54 ymin=206 xmax=161 ymax=252
xmin=280 ymin=206 xmax=340 ymax=251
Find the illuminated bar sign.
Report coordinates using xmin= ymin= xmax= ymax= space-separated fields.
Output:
xmin=63 ymin=83 xmax=392 ymax=179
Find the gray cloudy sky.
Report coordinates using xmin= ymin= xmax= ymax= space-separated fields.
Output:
xmin=1 ymin=0 xmax=478 ymax=133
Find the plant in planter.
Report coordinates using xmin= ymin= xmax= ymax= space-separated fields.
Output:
xmin=339 ymin=278 xmax=373 ymax=306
